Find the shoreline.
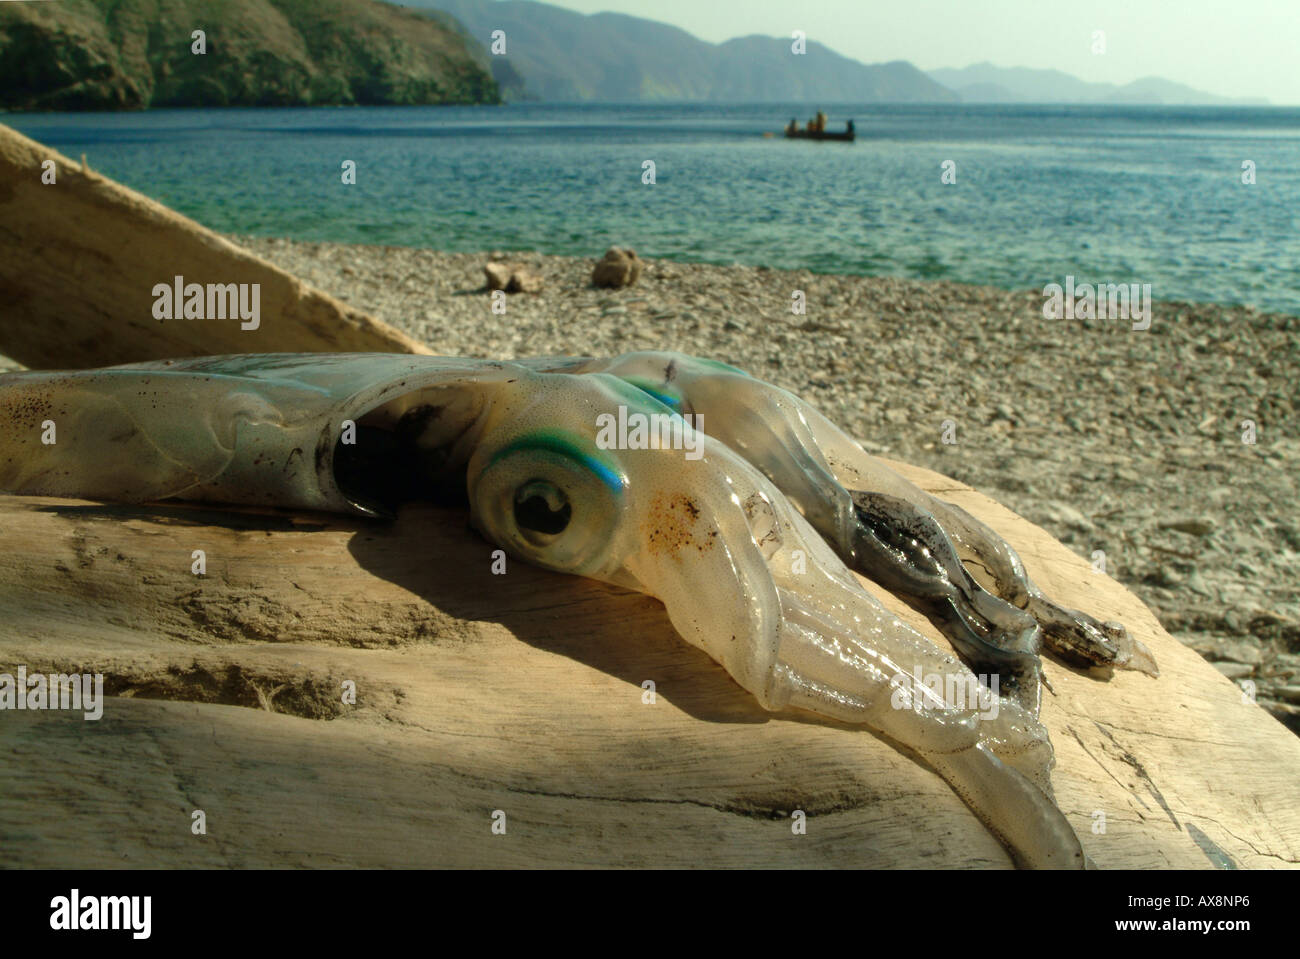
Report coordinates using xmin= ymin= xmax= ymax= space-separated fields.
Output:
xmin=3 ymin=235 xmax=1296 ymax=729
xmin=270 ymin=239 xmax=1300 ymax=323
xmin=234 ymin=234 xmax=1300 ymax=731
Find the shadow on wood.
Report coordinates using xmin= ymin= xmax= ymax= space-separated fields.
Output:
xmin=2 ymin=459 xmax=1297 ymax=868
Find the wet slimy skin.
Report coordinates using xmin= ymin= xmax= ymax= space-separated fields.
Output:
xmin=562 ymin=353 xmax=1159 ymax=707
xmin=0 ymin=352 xmax=1157 ymax=868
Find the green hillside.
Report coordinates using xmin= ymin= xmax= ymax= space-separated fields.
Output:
xmin=0 ymin=0 xmax=500 ymax=110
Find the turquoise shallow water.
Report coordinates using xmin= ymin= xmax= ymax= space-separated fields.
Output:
xmin=9 ymin=102 xmax=1300 ymax=315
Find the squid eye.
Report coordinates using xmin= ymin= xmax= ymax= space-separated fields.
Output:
xmin=469 ymin=430 xmax=626 ymax=575
xmin=514 ymin=480 xmax=572 ymax=540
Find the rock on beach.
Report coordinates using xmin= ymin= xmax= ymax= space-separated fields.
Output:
xmin=176 ymin=235 xmax=1300 ymax=734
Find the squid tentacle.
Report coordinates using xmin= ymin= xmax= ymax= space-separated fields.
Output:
xmin=595 ymin=350 xmax=1158 ymax=681
xmin=0 ymin=350 xmax=1139 ymax=868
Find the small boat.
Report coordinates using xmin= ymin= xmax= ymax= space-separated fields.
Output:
xmin=784 ymin=117 xmax=855 ymax=142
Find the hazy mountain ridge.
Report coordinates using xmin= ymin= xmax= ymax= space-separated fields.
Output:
xmin=392 ymin=0 xmax=957 ymax=102
xmin=0 ymin=0 xmax=1264 ymax=111
xmin=0 ymin=0 xmax=500 ymax=111
xmin=929 ymin=62 xmax=1268 ymax=105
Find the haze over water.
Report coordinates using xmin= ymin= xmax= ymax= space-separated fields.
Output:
xmin=12 ymin=102 xmax=1299 ymax=315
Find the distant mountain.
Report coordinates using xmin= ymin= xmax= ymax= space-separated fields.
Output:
xmin=1103 ymin=75 xmax=1266 ymax=106
xmin=414 ymin=3 xmax=529 ymax=100
xmin=929 ymin=62 xmax=1267 ymax=105
xmin=391 ymin=0 xmax=957 ymax=102
xmin=0 ymin=0 xmax=499 ymax=111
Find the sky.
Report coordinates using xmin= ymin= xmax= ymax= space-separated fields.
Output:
xmin=533 ymin=0 xmax=1300 ymax=104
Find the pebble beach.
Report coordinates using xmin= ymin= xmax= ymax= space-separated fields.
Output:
xmin=233 ymin=234 xmax=1300 ymax=732
xmin=3 ymin=235 xmax=1296 ymax=731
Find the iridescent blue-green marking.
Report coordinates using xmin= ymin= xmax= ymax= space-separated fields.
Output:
xmin=489 ymin=429 xmax=627 ymax=494
xmin=600 ymin=375 xmax=683 ymax=421
xmin=618 ymin=376 xmax=683 ymax=413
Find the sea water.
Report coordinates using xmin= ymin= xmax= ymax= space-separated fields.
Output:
xmin=9 ymin=102 xmax=1299 ymax=315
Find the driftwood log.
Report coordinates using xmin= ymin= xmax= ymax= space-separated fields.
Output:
xmin=0 ymin=122 xmax=430 ymax=369
xmin=0 ymin=120 xmax=1295 ymax=869
xmin=2 ymin=460 xmax=1297 ymax=869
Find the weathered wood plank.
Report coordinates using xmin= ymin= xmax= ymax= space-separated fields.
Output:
xmin=0 ymin=122 xmax=431 ymax=369
xmin=1 ymin=459 xmax=1297 ymax=868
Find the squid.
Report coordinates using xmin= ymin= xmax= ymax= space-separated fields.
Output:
xmin=0 ymin=351 xmax=1157 ymax=868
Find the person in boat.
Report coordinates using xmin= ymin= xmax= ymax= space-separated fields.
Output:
xmin=846 ymin=119 xmax=855 ymax=136
xmin=787 ymin=118 xmax=798 ymax=136
xmin=815 ymin=111 xmax=827 ymax=133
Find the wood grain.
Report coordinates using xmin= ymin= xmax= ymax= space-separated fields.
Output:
xmin=2 ymin=459 xmax=1296 ymax=869
xmin=0 ymin=122 xmax=431 ymax=369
